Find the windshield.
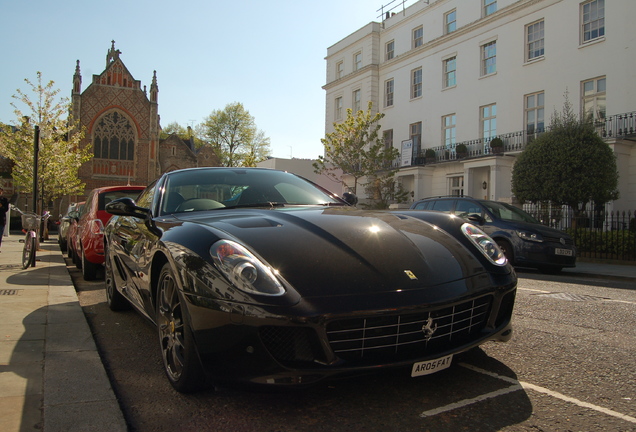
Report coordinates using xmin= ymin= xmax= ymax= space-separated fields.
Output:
xmin=159 ymin=168 xmax=344 ymax=215
xmin=482 ymin=201 xmax=540 ymax=224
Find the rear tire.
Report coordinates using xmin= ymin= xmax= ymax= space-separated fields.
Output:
xmin=104 ymin=248 xmax=129 ymax=311
xmin=81 ymin=251 xmax=99 ymax=281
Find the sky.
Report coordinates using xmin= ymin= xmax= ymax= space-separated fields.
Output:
xmin=0 ymin=0 xmax=405 ymax=160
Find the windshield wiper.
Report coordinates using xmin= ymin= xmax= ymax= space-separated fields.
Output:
xmin=222 ymin=202 xmax=286 ymax=209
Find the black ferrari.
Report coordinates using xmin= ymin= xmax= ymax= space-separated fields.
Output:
xmin=104 ymin=167 xmax=517 ymax=393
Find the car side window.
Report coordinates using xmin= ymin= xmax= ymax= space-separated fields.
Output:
xmin=430 ymin=199 xmax=454 ymax=213
xmin=413 ymin=201 xmax=430 ymax=210
xmin=455 ymin=200 xmax=482 ymax=218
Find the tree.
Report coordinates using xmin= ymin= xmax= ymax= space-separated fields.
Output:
xmin=160 ymin=121 xmax=207 ymax=148
xmin=0 ymin=72 xmax=91 ymax=211
xmin=512 ymin=96 xmax=619 ymax=215
xmin=314 ymin=102 xmax=402 ymax=208
xmin=201 ymin=102 xmax=271 ymax=167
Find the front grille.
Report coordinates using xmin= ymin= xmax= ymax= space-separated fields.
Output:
xmin=544 ymin=235 xmax=574 ymax=245
xmin=326 ymin=296 xmax=492 ymax=364
xmin=260 ymin=326 xmax=320 ymax=364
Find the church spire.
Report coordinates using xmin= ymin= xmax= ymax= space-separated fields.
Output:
xmin=106 ymin=40 xmax=122 ymax=67
xmin=150 ymin=70 xmax=158 ymax=103
xmin=73 ymin=60 xmax=82 ymax=94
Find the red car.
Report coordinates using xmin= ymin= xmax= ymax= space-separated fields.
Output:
xmin=76 ymin=186 xmax=145 ymax=280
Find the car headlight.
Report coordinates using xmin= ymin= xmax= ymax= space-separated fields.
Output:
xmin=516 ymin=231 xmax=543 ymax=242
xmin=461 ymin=223 xmax=507 ymax=266
xmin=211 ymin=240 xmax=285 ymax=296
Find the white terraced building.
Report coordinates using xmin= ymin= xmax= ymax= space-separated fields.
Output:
xmin=323 ymin=0 xmax=635 ymax=211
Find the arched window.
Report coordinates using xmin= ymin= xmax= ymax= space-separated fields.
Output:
xmin=93 ymin=111 xmax=135 ymax=161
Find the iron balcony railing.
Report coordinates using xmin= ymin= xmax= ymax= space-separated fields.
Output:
xmin=397 ymin=110 xmax=636 ymax=167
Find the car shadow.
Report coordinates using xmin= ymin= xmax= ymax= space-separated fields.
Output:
xmin=148 ymin=347 xmax=534 ymax=431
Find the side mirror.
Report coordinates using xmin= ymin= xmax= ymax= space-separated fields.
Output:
xmin=106 ymin=197 xmax=150 ymax=219
xmin=342 ymin=192 xmax=358 ymax=206
xmin=467 ymin=213 xmax=485 ymax=225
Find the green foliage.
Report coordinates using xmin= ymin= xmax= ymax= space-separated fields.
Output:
xmin=567 ymin=228 xmax=635 ymax=257
xmin=160 ymin=121 xmax=206 ymax=148
xmin=512 ymin=96 xmax=618 ymax=213
xmin=0 ymin=72 xmax=91 ymax=208
xmin=425 ymin=148 xmax=436 ymax=158
xmin=489 ymin=137 xmax=503 ymax=148
xmin=201 ymin=102 xmax=271 ymax=167
xmin=314 ymin=102 xmax=400 ymax=207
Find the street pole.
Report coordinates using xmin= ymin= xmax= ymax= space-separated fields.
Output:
xmin=32 ymin=125 xmax=39 ymax=214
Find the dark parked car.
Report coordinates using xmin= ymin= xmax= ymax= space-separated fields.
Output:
xmin=66 ymin=201 xmax=85 ymax=264
xmin=104 ymin=167 xmax=517 ymax=393
xmin=58 ymin=202 xmax=80 ymax=252
xmin=410 ymin=196 xmax=576 ymax=273
xmin=76 ymin=185 xmax=145 ymax=280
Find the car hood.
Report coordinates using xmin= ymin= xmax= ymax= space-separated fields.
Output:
xmin=176 ymin=207 xmax=491 ymax=299
xmin=503 ymin=219 xmax=572 ymax=239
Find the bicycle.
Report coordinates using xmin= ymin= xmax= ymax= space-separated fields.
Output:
xmin=11 ymin=206 xmax=50 ymax=269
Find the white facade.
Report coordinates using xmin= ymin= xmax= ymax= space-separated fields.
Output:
xmin=256 ymin=158 xmax=345 ymax=195
xmin=324 ymin=0 xmax=636 ymax=210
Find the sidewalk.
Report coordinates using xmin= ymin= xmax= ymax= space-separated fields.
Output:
xmin=0 ymin=234 xmax=634 ymax=432
xmin=0 ymin=234 xmax=126 ymax=432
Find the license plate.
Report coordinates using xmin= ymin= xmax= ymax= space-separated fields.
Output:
xmin=555 ymin=248 xmax=573 ymax=256
xmin=411 ymin=354 xmax=453 ymax=377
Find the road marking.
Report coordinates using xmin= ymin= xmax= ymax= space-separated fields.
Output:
xmin=419 ymin=383 xmax=523 ymax=417
xmin=518 ymin=287 xmax=636 ymax=305
xmin=457 ymin=363 xmax=636 ymax=424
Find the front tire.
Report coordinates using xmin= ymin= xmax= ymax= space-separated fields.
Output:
xmin=156 ymin=263 xmax=207 ymax=393
xmin=22 ymin=233 xmax=36 ymax=269
xmin=495 ymin=239 xmax=514 ymax=266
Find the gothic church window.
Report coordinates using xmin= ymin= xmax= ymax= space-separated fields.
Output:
xmin=93 ymin=111 xmax=135 ymax=161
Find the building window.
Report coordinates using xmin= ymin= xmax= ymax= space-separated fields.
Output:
xmin=525 ymin=91 xmax=545 ymax=135
xmin=386 ymin=40 xmax=395 ymax=61
xmin=581 ymin=0 xmax=605 ymax=43
xmin=444 ymin=57 xmax=456 ymax=88
xmin=335 ymin=97 xmax=343 ymax=120
xmin=481 ymin=41 xmax=497 ymax=76
xmin=526 ymin=20 xmax=545 ymax=61
xmin=410 ymin=122 xmax=422 ymax=155
xmin=413 ymin=26 xmax=423 ymax=48
xmin=336 ymin=61 xmax=344 ymax=79
xmin=443 ymin=114 xmax=456 ymax=149
xmin=383 ymin=129 xmax=393 ymax=151
xmin=385 ymin=79 xmax=394 ymax=107
xmin=481 ymin=104 xmax=497 ymax=148
xmin=484 ymin=0 xmax=497 ymax=17
xmin=582 ymin=77 xmax=606 ymax=122
xmin=449 ymin=176 xmax=464 ymax=196
xmin=411 ymin=68 xmax=422 ymax=99
xmin=354 ymin=52 xmax=362 ymax=71
xmin=93 ymin=111 xmax=135 ymax=161
xmin=353 ymin=89 xmax=361 ymax=112
xmin=445 ymin=10 xmax=457 ymax=34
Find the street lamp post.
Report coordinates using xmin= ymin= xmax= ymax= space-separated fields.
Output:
xmin=32 ymin=125 xmax=39 ymax=214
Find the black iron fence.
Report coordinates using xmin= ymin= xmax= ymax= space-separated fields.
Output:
xmin=525 ymin=207 xmax=636 ymax=262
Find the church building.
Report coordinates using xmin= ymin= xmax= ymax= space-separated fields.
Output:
xmin=66 ymin=41 xmax=218 ymax=207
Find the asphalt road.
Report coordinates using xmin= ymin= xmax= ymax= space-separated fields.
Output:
xmin=66 ymin=260 xmax=636 ymax=432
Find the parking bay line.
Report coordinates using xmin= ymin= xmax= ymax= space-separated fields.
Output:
xmin=420 ymin=363 xmax=636 ymax=425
